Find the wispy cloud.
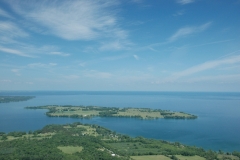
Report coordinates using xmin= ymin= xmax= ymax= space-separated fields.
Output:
xmin=99 ymin=41 xmax=130 ymax=51
xmin=1 ymin=44 xmax=71 ymax=58
xmin=133 ymin=55 xmax=139 ymax=60
xmin=132 ymin=22 xmax=212 ymax=53
xmin=152 ymin=53 xmax=240 ymax=84
xmin=28 ymin=63 xmax=57 ymax=68
xmin=173 ymin=10 xmax=185 ymax=16
xmin=171 ymin=54 xmax=240 ymax=80
xmin=0 ymin=79 xmax=12 ymax=83
xmin=102 ymin=55 xmax=129 ymax=61
xmin=168 ymin=22 xmax=212 ymax=42
xmin=84 ymin=70 xmax=112 ymax=79
xmin=184 ymin=74 xmax=240 ymax=83
xmin=8 ymin=0 xmax=127 ymax=41
xmin=48 ymin=52 xmax=70 ymax=57
xmin=0 ymin=46 xmax=33 ymax=57
xmin=11 ymin=69 xmax=21 ymax=76
xmin=0 ymin=21 xmax=28 ymax=40
xmin=177 ymin=0 xmax=195 ymax=5
xmin=0 ymin=8 xmax=13 ymax=18
xmin=184 ymin=39 xmax=234 ymax=49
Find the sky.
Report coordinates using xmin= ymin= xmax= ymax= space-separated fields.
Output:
xmin=0 ymin=0 xmax=240 ymax=91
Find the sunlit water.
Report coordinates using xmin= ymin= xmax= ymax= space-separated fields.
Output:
xmin=0 ymin=91 xmax=240 ymax=152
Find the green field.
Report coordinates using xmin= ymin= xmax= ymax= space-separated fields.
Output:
xmin=131 ymin=155 xmax=206 ymax=160
xmin=131 ymin=155 xmax=171 ymax=160
xmin=176 ymin=155 xmax=206 ymax=160
xmin=113 ymin=108 xmax=164 ymax=119
xmin=217 ymin=154 xmax=240 ymax=160
xmin=57 ymin=146 xmax=83 ymax=154
xmin=25 ymin=105 xmax=197 ymax=119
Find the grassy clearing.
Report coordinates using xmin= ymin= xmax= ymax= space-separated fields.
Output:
xmin=0 ymin=133 xmax=55 ymax=142
xmin=176 ymin=155 xmax=206 ymax=160
xmin=57 ymin=146 xmax=83 ymax=154
xmin=79 ymin=125 xmax=98 ymax=136
xmin=131 ymin=155 xmax=171 ymax=160
xmin=172 ymin=112 xmax=193 ymax=118
xmin=217 ymin=154 xmax=240 ymax=160
xmin=52 ymin=107 xmax=99 ymax=116
xmin=109 ymin=142 xmax=162 ymax=155
xmin=116 ymin=108 xmax=163 ymax=119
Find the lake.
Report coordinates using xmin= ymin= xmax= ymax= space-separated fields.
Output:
xmin=0 ymin=91 xmax=240 ymax=152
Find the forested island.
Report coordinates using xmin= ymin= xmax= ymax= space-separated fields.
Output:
xmin=25 ymin=105 xmax=197 ymax=119
xmin=0 ymin=122 xmax=239 ymax=160
xmin=0 ymin=96 xmax=35 ymax=103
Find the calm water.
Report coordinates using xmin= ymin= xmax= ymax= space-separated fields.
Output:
xmin=0 ymin=91 xmax=240 ymax=152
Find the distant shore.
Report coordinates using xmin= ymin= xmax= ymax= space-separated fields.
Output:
xmin=0 ymin=96 xmax=35 ymax=103
xmin=25 ymin=105 xmax=198 ymax=120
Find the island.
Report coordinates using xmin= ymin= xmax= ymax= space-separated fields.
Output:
xmin=0 ymin=122 xmax=239 ymax=160
xmin=25 ymin=105 xmax=198 ymax=119
xmin=0 ymin=96 xmax=35 ymax=103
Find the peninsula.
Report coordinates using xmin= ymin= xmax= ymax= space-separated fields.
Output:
xmin=0 ymin=122 xmax=239 ymax=160
xmin=25 ymin=105 xmax=197 ymax=119
xmin=0 ymin=96 xmax=35 ymax=103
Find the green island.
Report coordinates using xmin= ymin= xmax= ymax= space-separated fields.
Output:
xmin=0 ymin=96 xmax=35 ymax=103
xmin=25 ymin=105 xmax=197 ymax=119
xmin=0 ymin=122 xmax=239 ymax=160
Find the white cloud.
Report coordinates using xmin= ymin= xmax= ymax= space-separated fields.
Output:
xmin=99 ymin=41 xmax=126 ymax=51
xmin=64 ymin=75 xmax=80 ymax=80
xmin=177 ymin=0 xmax=195 ymax=5
xmin=133 ymin=55 xmax=139 ymax=60
xmin=11 ymin=69 xmax=21 ymax=76
xmin=0 ymin=79 xmax=12 ymax=83
xmin=84 ymin=70 xmax=112 ymax=79
xmin=173 ymin=55 xmax=240 ymax=78
xmin=49 ymin=52 xmax=70 ymax=57
xmin=28 ymin=63 xmax=57 ymax=68
xmin=0 ymin=21 xmax=28 ymax=39
xmin=8 ymin=0 xmax=127 ymax=41
xmin=173 ymin=10 xmax=185 ymax=16
xmin=0 ymin=8 xmax=13 ymax=18
xmin=0 ymin=46 xmax=33 ymax=57
xmin=184 ymin=74 xmax=240 ymax=83
xmin=168 ymin=22 xmax=212 ymax=42
xmin=11 ymin=69 xmax=19 ymax=73
xmin=103 ymin=55 xmax=129 ymax=61
xmin=153 ymin=53 xmax=240 ymax=84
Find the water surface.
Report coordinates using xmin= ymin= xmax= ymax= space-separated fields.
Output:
xmin=0 ymin=91 xmax=239 ymax=152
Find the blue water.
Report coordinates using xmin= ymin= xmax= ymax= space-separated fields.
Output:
xmin=0 ymin=91 xmax=240 ymax=152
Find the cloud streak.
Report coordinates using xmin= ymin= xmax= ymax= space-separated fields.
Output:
xmin=168 ymin=22 xmax=212 ymax=42
xmin=8 ymin=0 xmax=127 ymax=41
xmin=0 ymin=21 xmax=28 ymax=40
xmin=172 ymin=54 xmax=240 ymax=79
xmin=133 ymin=55 xmax=139 ymax=60
xmin=0 ymin=46 xmax=33 ymax=57
xmin=28 ymin=63 xmax=57 ymax=68
xmin=49 ymin=52 xmax=70 ymax=57
xmin=84 ymin=70 xmax=112 ymax=79
xmin=0 ymin=8 xmax=13 ymax=18
xmin=177 ymin=0 xmax=195 ymax=5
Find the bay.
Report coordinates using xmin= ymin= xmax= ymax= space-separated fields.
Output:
xmin=0 ymin=91 xmax=240 ymax=152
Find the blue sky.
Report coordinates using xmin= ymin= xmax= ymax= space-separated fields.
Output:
xmin=0 ymin=0 xmax=240 ymax=91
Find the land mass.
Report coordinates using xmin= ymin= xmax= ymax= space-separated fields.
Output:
xmin=0 ymin=96 xmax=35 ymax=103
xmin=0 ymin=122 xmax=239 ymax=160
xmin=25 ymin=105 xmax=197 ymax=119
